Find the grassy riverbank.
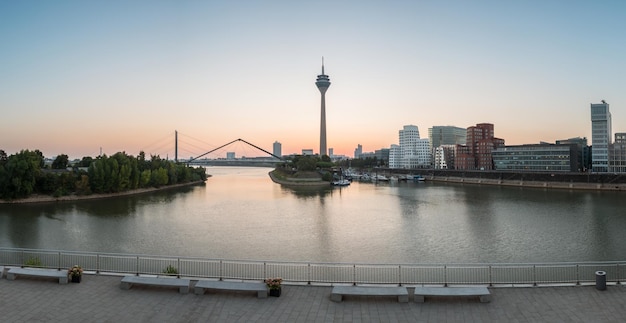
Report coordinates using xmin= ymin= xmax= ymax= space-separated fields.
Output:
xmin=0 ymin=180 xmax=206 ymax=204
xmin=268 ymin=169 xmax=330 ymax=187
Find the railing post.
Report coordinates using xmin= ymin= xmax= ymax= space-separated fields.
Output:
xmin=444 ymin=265 xmax=447 ymax=287
xmin=307 ymin=263 xmax=311 ymax=285
xmin=353 ymin=264 xmax=356 ymax=286
xmin=136 ymin=256 xmax=139 ymax=276
xmin=533 ymin=265 xmax=537 ymax=286
xmin=576 ymin=264 xmax=580 ymax=285
xmin=177 ymin=258 xmax=181 ymax=278
xmin=58 ymin=251 xmax=61 ymax=270
xmin=96 ymin=254 xmax=100 ymax=274
xmin=489 ymin=265 xmax=492 ymax=287
xmin=219 ymin=260 xmax=223 ymax=281
xmin=263 ymin=262 xmax=267 ymax=280
xmin=398 ymin=265 xmax=402 ymax=286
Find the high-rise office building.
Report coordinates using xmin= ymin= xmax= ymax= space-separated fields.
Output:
xmin=273 ymin=141 xmax=282 ymax=158
xmin=315 ymin=58 xmax=331 ymax=156
xmin=591 ymin=101 xmax=611 ymax=172
xmin=354 ymin=144 xmax=363 ymax=158
xmin=428 ymin=126 xmax=467 ymax=148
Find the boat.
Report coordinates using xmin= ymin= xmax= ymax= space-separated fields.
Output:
xmin=412 ymin=175 xmax=426 ymax=182
xmin=375 ymin=174 xmax=389 ymax=181
xmin=331 ymin=179 xmax=351 ymax=186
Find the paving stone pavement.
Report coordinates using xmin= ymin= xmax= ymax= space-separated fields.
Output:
xmin=1 ymin=272 xmax=626 ymax=322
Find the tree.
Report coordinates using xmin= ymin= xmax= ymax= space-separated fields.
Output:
xmin=151 ymin=167 xmax=169 ymax=187
xmin=0 ymin=150 xmax=7 ymax=164
xmin=1 ymin=150 xmax=44 ymax=198
xmin=296 ymin=156 xmax=319 ymax=171
xmin=77 ymin=156 xmax=94 ymax=167
xmin=52 ymin=154 xmax=69 ymax=169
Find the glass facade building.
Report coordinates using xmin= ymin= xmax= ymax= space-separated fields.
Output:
xmin=591 ymin=102 xmax=611 ymax=172
xmin=493 ymin=144 xmax=579 ymax=172
xmin=428 ymin=126 xmax=467 ymax=148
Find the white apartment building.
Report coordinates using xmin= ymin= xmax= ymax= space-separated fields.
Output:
xmin=388 ymin=144 xmax=401 ymax=168
xmin=434 ymin=145 xmax=456 ymax=169
xmin=391 ymin=125 xmax=432 ymax=169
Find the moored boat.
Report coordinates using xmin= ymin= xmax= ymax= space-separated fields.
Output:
xmin=331 ymin=179 xmax=351 ymax=186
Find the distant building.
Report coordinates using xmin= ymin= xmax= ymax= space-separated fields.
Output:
xmin=360 ymin=152 xmax=376 ymax=159
xmin=609 ymin=133 xmax=626 ymax=173
xmin=302 ymin=149 xmax=314 ymax=156
xmin=273 ymin=141 xmax=282 ymax=158
xmin=493 ymin=144 xmax=579 ymax=172
xmin=428 ymin=126 xmax=467 ymax=148
xmin=226 ymin=152 xmax=235 ymax=160
xmin=354 ymin=144 xmax=363 ymax=159
xmin=374 ymin=148 xmax=390 ymax=166
xmin=556 ymin=137 xmax=589 ymax=171
xmin=455 ymin=123 xmax=504 ymax=170
xmin=329 ymin=148 xmax=334 ymax=157
xmin=591 ymin=101 xmax=611 ymax=172
xmin=388 ymin=144 xmax=401 ymax=168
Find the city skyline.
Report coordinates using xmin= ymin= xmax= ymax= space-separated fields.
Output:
xmin=2 ymin=1 xmax=626 ymax=159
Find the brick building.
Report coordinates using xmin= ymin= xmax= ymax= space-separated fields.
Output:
xmin=455 ymin=123 xmax=505 ymax=170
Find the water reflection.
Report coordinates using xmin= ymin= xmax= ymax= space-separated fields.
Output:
xmin=2 ymin=167 xmax=626 ymax=263
xmin=280 ymin=185 xmax=334 ymax=198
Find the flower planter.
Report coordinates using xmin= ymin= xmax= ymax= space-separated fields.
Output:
xmin=269 ymin=287 xmax=282 ymax=297
xmin=71 ymin=275 xmax=82 ymax=283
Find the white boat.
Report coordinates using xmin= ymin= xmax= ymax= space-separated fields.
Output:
xmin=375 ymin=175 xmax=389 ymax=181
xmin=331 ymin=179 xmax=351 ymax=186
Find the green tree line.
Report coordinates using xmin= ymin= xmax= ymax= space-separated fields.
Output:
xmin=0 ymin=149 xmax=207 ymax=199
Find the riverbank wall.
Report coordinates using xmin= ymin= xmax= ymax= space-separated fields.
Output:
xmin=374 ymin=168 xmax=626 ymax=191
xmin=427 ymin=176 xmax=626 ymax=191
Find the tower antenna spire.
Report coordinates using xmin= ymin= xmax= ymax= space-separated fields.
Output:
xmin=315 ymin=58 xmax=331 ymax=156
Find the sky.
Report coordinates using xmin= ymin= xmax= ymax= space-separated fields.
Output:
xmin=2 ymin=1 xmax=626 ymax=160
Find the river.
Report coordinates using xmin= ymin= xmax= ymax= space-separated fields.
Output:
xmin=1 ymin=166 xmax=625 ymax=264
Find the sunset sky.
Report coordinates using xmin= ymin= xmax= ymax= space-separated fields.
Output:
xmin=2 ymin=1 xmax=626 ymax=159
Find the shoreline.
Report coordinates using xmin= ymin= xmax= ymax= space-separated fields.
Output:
xmin=268 ymin=170 xmax=330 ymax=187
xmin=427 ymin=176 xmax=626 ymax=191
xmin=0 ymin=180 xmax=206 ymax=204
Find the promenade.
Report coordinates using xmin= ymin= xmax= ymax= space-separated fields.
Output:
xmin=1 ymin=272 xmax=625 ymax=322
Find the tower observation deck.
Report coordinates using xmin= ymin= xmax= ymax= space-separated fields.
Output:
xmin=315 ymin=58 xmax=331 ymax=156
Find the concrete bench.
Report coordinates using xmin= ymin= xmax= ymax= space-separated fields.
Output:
xmin=331 ymin=285 xmax=409 ymax=303
xmin=120 ymin=276 xmax=190 ymax=294
xmin=413 ymin=287 xmax=491 ymax=303
xmin=6 ymin=267 xmax=68 ymax=284
xmin=194 ymin=280 xmax=268 ymax=298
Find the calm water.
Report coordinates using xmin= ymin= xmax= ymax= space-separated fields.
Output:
xmin=1 ymin=166 xmax=625 ymax=264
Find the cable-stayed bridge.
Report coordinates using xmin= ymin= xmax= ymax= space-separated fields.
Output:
xmin=140 ymin=131 xmax=283 ymax=166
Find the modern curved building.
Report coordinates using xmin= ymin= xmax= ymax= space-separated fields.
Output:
xmin=315 ymin=59 xmax=331 ymax=156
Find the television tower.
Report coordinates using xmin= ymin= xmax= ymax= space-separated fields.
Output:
xmin=315 ymin=57 xmax=331 ymax=156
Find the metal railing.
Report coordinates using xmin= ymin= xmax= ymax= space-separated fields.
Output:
xmin=1 ymin=248 xmax=623 ymax=287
